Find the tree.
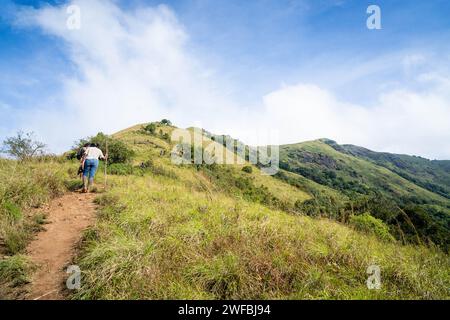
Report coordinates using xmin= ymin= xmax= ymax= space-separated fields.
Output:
xmin=1 ymin=131 xmax=46 ymax=161
xmin=160 ymin=119 xmax=172 ymax=126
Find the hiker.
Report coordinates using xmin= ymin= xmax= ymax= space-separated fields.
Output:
xmin=81 ymin=143 xmax=107 ymax=193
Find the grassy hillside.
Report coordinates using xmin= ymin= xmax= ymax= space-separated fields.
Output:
xmin=112 ymin=123 xmax=310 ymax=209
xmin=323 ymin=139 xmax=450 ymax=199
xmin=70 ymin=122 xmax=449 ymax=299
xmin=1 ymin=121 xmax=449 ymax=299
xmin=280 ymin=140 xmax=448 ymax=203
xmin=278 ymin=139 xmax=450 ymax=250
xmin=74 ymin=171 xmax=449 ymax=299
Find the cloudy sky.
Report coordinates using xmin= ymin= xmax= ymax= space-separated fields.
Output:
xmin=1 ymin=0 xmax=449 ymax=158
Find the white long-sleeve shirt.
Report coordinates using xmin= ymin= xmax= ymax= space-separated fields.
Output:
xmin=85 ymin=147 xmax=105 ymax=160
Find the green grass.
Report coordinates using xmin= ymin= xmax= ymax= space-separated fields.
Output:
xmin=73 ymin=172 xmax=449 ymax=299
xmin=325 ymin=140 xmax=450 ymax=199
xmin=349 ymin=213 xmax=395 ymax=242
xmin=0 ymin=158 xmax=71 ymax=298
xmin=278 ymin=139 xmax=450 ymax=250
xmin=280 ymin=140 xmax=448 ymax=204
xmin=0 ymin=255 xmax=34 ymax=286
xmin=0 ymin=255 xmax=35 ymax=299
xmin=0 ymin=158 xmax=69 ymax=255
xmin=69 ymin=125 xmax=449 ymax=299
xmin=1 ymin=123 xmax=449 ymax=300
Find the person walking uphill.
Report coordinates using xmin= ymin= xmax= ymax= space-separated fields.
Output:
xmin=81 ymin=143 xmax=107 ymax=193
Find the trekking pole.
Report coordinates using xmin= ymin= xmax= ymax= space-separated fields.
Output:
xmin=104 ymin=140 xmax=108 ymax=190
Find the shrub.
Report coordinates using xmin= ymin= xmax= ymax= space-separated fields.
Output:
xmin=65 ymin=150 xmax=78 ymax=160
xmin=93 ymin=194 xmax=120 ymax=208
xmin=143 ymin=123 xmax=157 ymax=135
xmin=139 ymin=160 xmax=153 ymax=169
xmin=162 ymin=133 xmax=170 ymax=141
xmin=107 ymin=139 xmax=135 ymax=164
xmin=242 ymin=166 xmax=253 ymax=174
xmin=349 ymin=213 xmax=395 ymax=242
xmin=2 ymin=225 xmax=28 ymax=254
xmin=75 ymin=133 xmax=135 ymax=164
xmin=0 ymin=255 xmax=33 ymax=287
xmin=65 ymin=179 xmax=83 ymax=192
xmin=294 ymin=192 xmax=344 ymax=219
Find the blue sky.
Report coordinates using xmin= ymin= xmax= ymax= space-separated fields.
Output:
xmin=1 ymin=0 xmax=450 ymax=158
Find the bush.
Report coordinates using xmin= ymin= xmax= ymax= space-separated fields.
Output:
xmin=143 ymin=123 xmax=157 ymax=135
xmin=65 ymin=179 xmax=83 ymax=192
xmin=139 ymin=160 xmax=153 ymax=169
xmin=0 ymin=255 xmax=33 ymax=287
xmin=349 ymin=213 xmax=395 ymax=242
xmin=107 ymin=139 xmax=135 ymax=164
xmin=242 ymin=166 xmax=253 ymax=174
xmin=75 ymin=133 xmax=135 ymax=164
xmin=2 ymin=225 xmax=28 ymax=254
xmin=162 ymin=133 xmax=170 ymax=141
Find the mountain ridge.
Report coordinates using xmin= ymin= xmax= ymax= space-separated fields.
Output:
xmin=114 ymin=123 xmax=450 ymax=248
xmin=92 ymin=122 xmax=449 ymax=249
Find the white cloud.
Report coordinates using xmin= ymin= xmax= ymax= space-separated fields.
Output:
xmin=14 ymin=0 xmax=241 ymax=151
xmin=257 ymin=77 xmax=450 ymax=159
xmin=10 ymin=0 xmax=450 ymax=159
xmin=402 ymin=54 xmax=426 ymax=70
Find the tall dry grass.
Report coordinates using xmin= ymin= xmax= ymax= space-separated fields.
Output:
xmin=73 ymin=173 xmax=450 ymax=300
xmin=0 ymin=158 xmax=73 ymax=298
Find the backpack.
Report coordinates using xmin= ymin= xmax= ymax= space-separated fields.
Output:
xmin=76 ymin=147 xmax=86 ymax=160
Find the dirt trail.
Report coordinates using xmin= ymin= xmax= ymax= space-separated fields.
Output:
xmin=25 ymin=192 xmax=97 ymax=300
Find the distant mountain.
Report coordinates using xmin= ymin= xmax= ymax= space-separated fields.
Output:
xmin=321 ymin=139 xmax=450 ymax=199
xmin=277 ymin=139 xmax=449 ymax=249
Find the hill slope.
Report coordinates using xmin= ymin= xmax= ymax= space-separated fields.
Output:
xmin=278 ymin=139 xmax=450 ymax=249
xmin=69 ymin=122 xmax=449 ymax=299
xmin=2 ymin=121 xmax=449 ymax=300
xmin=323 ymin=139 xmax=450 ymax=199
